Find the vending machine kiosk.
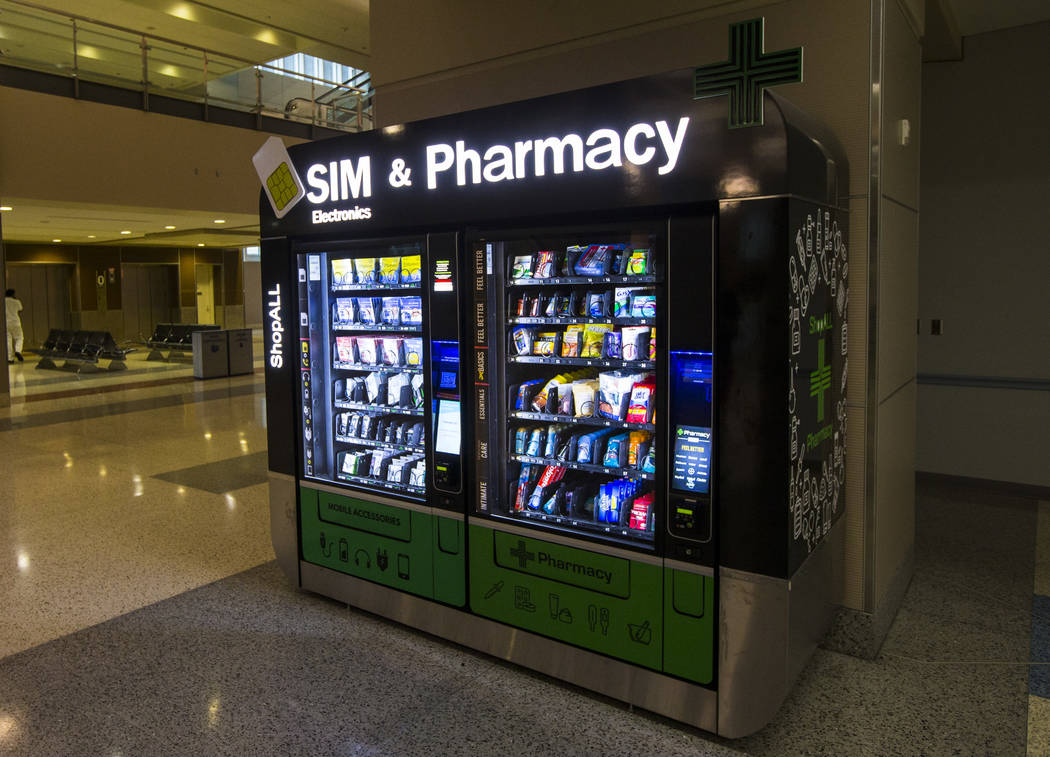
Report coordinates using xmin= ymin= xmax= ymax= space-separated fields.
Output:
xmin=258 ymin=58 xmax=847 ymax=737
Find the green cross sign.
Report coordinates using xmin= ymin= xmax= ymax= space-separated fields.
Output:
xmin=694 ymin=18 xmax=803 ymax=128
xmin=809 ymin=338 xmax=832 ymax=423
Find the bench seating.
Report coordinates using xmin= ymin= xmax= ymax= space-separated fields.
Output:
xmin=36 ymin=329 xmax=134 ymax=372
xmin=146 ymin=323 xmax=221 ymax=361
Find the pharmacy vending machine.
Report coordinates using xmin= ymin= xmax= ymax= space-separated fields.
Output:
xmin=259 ymin=60 xmax=847 ymax=737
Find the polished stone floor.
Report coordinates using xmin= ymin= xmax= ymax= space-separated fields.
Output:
xmin=0 ymin=362 xmax=1047 ymax=755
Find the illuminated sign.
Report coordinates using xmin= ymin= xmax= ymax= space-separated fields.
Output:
xmin=267 ymin=283 xmax=284 ymax=369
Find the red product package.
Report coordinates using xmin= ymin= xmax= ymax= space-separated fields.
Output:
xmin=625 ymin=378 xmax=655 ymax=424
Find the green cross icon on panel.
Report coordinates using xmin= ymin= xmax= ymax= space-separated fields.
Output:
xmin=693 ymin=17 xmax=803 ymax=128
xmin=809 ymin=338 xmax=831 ymax=423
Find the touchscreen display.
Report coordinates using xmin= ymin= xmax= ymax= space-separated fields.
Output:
xmin=434 ymin=399 xmax=462 ymax=455
xmin=671 ymin=425 xmax=711 ymax=494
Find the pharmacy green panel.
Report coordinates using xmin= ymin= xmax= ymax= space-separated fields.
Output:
xmin=469 ymin=523 xmax=662 ymax=670
xmin=301 ymin=486 xmax=465 ymax=604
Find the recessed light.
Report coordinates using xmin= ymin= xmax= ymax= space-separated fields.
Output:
xmin=164 ymin=225 xmax=176 ymax=230
xmin=197 ymin=242 xmax=205 ymax=247
xmin=213 ymin=219 xmax=226 ymax=224
xmin=87 ymin=235 xmax=96 ymax=239
xmin=120 ymin=230 xmax=132 ymax=235
xmin=0 ymin=206 xmax=11 ymax=211
xmin=52 ymin=238 xmax=62 ymax=243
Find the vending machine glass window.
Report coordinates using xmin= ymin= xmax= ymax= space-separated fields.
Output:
xmin=483 ymin=223 xmax=664 ymax=550
xmin=297 ymin=240 xmax=429 ymax=499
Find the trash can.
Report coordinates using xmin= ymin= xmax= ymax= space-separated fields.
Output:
xmin=227 ymin=328 xmax=254 ymax=376
xmin=192 ymin=329 xmax=229 ymax=379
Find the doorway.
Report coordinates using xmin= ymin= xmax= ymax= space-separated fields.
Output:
xmin=122 ymin=264 xmax=178 ymax=342
xmin=5 ymin=263 xmax=74 ymax=350
xmin=195 ymin=263 xmax=218 ymax=325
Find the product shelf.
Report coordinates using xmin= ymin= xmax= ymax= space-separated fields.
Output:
xmin=509 ymin=410 xmax=655 ymax=432
xmin=332 ymin=282 xmax=421 ymax=292
xmin=508 ymin=316 xmax=654 ymax=326
xmin=334 ymin=400 xmax=425 ymax=416
xmin=509 ymin=355 xmax=654 ymax=369
xmin=508 ymin=509 xmax=654 ymax=541
xmin=333 ymin=324 xmax=422 ymax=333
xmin=333 ymin=362 xmax=423 ymax=374
xmin=336 ymin=472 xmax=424 ymax=496
xmin=510 ymin=453 xmax=654 ymax=480
xmin=507 ymin=275 xmax=658 ymax=287
xmin=335 ymin=436 xmax=425 ymax=454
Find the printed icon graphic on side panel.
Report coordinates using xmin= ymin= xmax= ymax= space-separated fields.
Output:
xmin=338 ymin=539 xmax=349 ymax=563
xmin=514 ymin=586 xmax=536 ymax=612
xmin=376 ymin=548 xmax=389 ymax=572
xmin=320 ymin=531 xmax=333 ymax=558
xmin=587 ymin=605 xmax=609 ymax=635
xmin=627 ymin=620 xmax=653 ymax=645
xmin=548 ymin=594 xmax=573 ymax=624
xmin=353 ymin=547 xmax=370 ymax=567
xmin=509 ymin=539 xmax=535 ymax=569
xmin=484 ymin=581 xmax=504 ymax=599
xmin=600 ymin=608 xmax=610 ymax=636
xmin=397 ymin=554 xmax=410 ymax=580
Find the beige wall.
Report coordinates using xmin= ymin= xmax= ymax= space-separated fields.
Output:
xmin=917 ymin=21 xmax=1050 ymax=487
xmin=0 ymin=86 xmax=304 ymax=214
xmin=371 ymin=0 xmax=922 ymax=615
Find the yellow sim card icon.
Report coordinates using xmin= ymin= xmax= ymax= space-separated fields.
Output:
xmin=253 ymin=137 xmax=306 ymax=219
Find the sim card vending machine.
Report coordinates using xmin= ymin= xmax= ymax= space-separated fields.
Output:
xmin=259 ymin=61 xmax=847 ymax=737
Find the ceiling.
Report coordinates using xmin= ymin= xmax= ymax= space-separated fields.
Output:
xmin=1 ymin=0 xmax=1047 ymax=248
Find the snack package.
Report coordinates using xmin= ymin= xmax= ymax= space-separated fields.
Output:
xmin=400 ymin=255 xmax=422 ymax=284
xmin=557 ymin=291 xmax=578 ymax=318
xmin=379 ymin=257 xmax=402 ymax=285
xmin=648 ymin=327 xmax=657 ymax=361
xmin=625 ymin=378 xmax=656 ymax=423
xmin=356 ymin=337 xmax=378 ymax=366
xmin=603 ymin=432 xmax=630 ymax=468
xmin=332 ymin=259 xmax=354 ymax=286
xmin=514 ymin=293 xmax=531 ymax=317
xmin=515 ymin=379 xmax=544 ymax=411
xmin=627 ymin=431 xmax=650 ymax=467
xmin=334 ymin=297 xmax=356 ymax=326
xmin=512 ymin=327 xmax=534 ymax=356
xmin=580 ymin=324 xmax=613 ymax=358
xmin=534 ymin=251 xmax=556 ymax=278
xmin=625 ymin=248 xmax=651 ymax=276
xmin=399 ymin=296 xmax=423 ymax=326
xmin=557 ymin=384 xmax=575 ymax=415
xmin=586 ymin=291 xmax=612 ymax=318
xmin=561 ymin=326 xmax=583 ymax=358
xmin=598 ymin=370 xmax=645 ymax=420
xmin=381 ymin=337 xmax=404 ymax=367
xmin=511 ymin=255 xmax=534 ymax=279
xmin=404 ymin=337 xmax=423 ymax=366
xmin=532 ymin=331 xmax=559 ymax=357
xmin=572 ymin=379 xmax=599 ymax=417
xmin=354 ymin=258 xmax=377 ymax=284
xmin=335 ymin=336 xmax=355 ymax=364
xmin=621 ymin=326 xmax=651 ymax=361
xmin=380 ymin=297 xmax=401 ymax=326
xmin=357 ymin=297 xmax=378 ymax=325
xmin=630 ymin=293 xmax=657 ymax=318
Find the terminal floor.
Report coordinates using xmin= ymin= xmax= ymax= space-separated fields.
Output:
xmin=0 ymin=374 xmax=1047 ymax=755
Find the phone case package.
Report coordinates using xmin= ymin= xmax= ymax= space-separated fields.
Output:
xmin=411 ymin=374 xmax=424 ymax=407
xmin=379 ymin=257 xmax=402 ymax=285
xmin=381 ymin=338 xmax=404 ymax=367
xmin=334 ymin=298 xmax=356 ymax=326
xmin=356 ymin=337 xmax=378 ymax=366
xmin=380 ymin=297 xmax=401 ymax=326
xmin=400 ymin=255 xmax=421 ymax=284
xmin=357 ymin=297 xmax=379 ymax=325
xmin=404 ymin=337 xmax=423 ymax=366
xmin=353 ymin=258 xmax=377 ymax=284
xmin=365 ymin=372 xmax=388 ymax=404
xmin=335 ymin=336 xmax=355 ymax=364
xmin=399 ymin=296 xmax=423 ymax=326
xmin=387 ymin=372 xmax=411 ymax=407
xmin=332 ymin=259 xmax=354 ymax=286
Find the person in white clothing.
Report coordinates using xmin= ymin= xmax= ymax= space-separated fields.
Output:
xmin=5 ymin=288 xmax=24 ymax=363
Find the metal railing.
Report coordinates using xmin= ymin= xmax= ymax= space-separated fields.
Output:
xmin=0 ymin=0 xmax=373 ymax=132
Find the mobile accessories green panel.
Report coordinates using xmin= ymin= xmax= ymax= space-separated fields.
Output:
xmin=300 ymin=486 xmax=465 ymax=606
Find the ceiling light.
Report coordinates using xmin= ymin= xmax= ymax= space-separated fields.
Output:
xmin=164 ymin=225 xmax=176 ymax=230
xmin=213 ymin=219 xmax=226 ymax=224
xmin=87 ymin=235 xmax=96 ymax=239
xmin=120 ymin=230 xmax=132 ymax=235
xmin=197 ymin=243 xmax=205 ymax=247
xmin=52 ymin=238 xmax=61 ymax=243
xmin=0 ymin=206 xmax=11 ymax=211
